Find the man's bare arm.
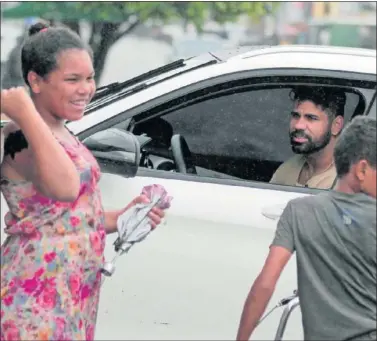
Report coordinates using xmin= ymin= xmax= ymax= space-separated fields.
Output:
xmin=236 ymin=246 xmax=293 ymax=340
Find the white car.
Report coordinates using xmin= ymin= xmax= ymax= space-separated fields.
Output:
xmin=2 ymin=45 xmax=377 ymax=340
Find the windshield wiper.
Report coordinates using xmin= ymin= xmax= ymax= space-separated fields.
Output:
xmin=84 ymin=58 xmax=218 ymax=114
xmin=85 ymin=82 xmax=149 ymax=112
xmin=91 ymin=59 xmax=186 ymax=102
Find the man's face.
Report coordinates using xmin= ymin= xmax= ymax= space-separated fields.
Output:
xmin=358 ymin=161 xmax=377 ymax=198
xmin=289 ymin=100 xmax=332 ymax=155
xmin=365 ymin=167 xmax=377 ymax=198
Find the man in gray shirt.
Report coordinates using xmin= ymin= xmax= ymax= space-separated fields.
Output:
xmin=236 ymin=116 xmax=376 ymax=341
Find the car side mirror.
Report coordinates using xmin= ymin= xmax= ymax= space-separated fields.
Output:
xmin=83 ymin=128 xmax=140 ymax=178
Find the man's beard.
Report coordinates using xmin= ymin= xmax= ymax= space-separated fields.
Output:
xmin=289 ymin=128 xmax=332 ymax=155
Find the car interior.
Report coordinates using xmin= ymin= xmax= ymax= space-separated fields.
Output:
xmin=99 ymin=77 xmax=374 ymax=185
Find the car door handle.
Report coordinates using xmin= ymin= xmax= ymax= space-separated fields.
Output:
xmin=262 ymin=205 xmax=285 ymax=220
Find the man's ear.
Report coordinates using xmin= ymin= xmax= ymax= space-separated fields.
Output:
xmin=332 ymin=115 xmax=344 ymax=136
xmin=355 ymin=159 xmax=368 ymax=182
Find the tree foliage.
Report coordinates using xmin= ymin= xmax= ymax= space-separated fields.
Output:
xmin=3 ymin=1 xmax=279 ymax=85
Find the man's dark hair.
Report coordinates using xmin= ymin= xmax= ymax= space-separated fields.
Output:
xmin=290 ymin=86 xmax=346 ymax=120
xmin=334 ymin=116 xmax=376 ymax=178
xmin=21 ymin=22 xmax=93 ymax=87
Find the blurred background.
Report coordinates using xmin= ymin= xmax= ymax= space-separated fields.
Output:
xmin=1 ymin=1 xmax=376 ymax=89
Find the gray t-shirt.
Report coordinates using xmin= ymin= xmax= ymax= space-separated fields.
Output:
xmin=272 ymin=191 xmax=376 ymax=340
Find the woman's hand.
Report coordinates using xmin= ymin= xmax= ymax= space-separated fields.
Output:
xmin=130 ymin=194 xmax=165 ymax=229
xmin=0 ymin=87 xmax=38 ymax=126
xmin=104 ymin=194 xmax=168 ymax=235
xmin=1 ymin=87 xmax=81 ymax=202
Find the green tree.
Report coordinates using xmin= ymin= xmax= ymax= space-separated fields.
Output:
xmin=2 ymin=1 xmax=278 ymax=85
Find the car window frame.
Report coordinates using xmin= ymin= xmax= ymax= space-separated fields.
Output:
xmin=132 ymin=78 xmax=372 ymax=185
xmin=133 ymin=77 xmax=369 ymax=124
xmin=365 ymin=90 xmax=376 ymax=118
xmin=76 ymin=68 xmax=376 ymax=140
xmin=77 ymin=68 xmax=376 ymax=195
xmin=133 ymin=81 xmax=367 ymax=179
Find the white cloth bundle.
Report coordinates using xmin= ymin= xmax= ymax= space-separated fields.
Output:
xmin=115 ymin=184 xmax=173 ymax=255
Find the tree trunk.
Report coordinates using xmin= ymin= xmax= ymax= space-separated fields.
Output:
xmin=90 ymin=22 xmax=120 ymax=84
xmin=89 ymin=20 xmax=140 ymax=85
xmin=1 ymin=35 xmax=26 ymax=89
xmin=2 ymin=20 xmax=140 ymax=89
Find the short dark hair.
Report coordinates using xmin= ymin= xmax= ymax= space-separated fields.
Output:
xmin=334 ymin=116 xmax=376 ymax=178
xmin=290 ymin=86 xmax=346 ymax=120
xmin=21 ymin=22 xmax=93 ymax=87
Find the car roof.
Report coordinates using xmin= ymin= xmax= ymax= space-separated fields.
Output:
xmin=199 ymin=44 xmax=376 ymax=68
xmin=71 ymin=45 xmax=376 ymax=135
xmin=139 ymin=45 xmax=376 ymax=89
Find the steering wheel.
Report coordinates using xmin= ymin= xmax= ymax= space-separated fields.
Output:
xmin=170 ymin=134 xmax=197 ymax=174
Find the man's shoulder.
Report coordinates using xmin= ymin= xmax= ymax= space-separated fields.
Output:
xmin=270 ymin=155 xmax=305 ymax=184
xmin=277 ymin=154 xmax=305 ymax=169
xmin=287 ymin=192 xmax=331 ymax=210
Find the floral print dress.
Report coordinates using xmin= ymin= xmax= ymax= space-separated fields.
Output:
xmin=0 ymin=135 xmax=106 ymax=341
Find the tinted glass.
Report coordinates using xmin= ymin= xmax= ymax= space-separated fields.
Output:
xmin=163 ymin=87 xmax=360 ymax=163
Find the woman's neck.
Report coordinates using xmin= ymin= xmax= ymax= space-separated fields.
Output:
xmin=32 ymin=98 xmax=66 ymax=132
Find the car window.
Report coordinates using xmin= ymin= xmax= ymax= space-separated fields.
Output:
xmin=368 ymin=95 xmax=376 ymax=118
xmin=165 ymin=87 xmax=293 ymax=161
xmin=160 ymin=86 xmax=361 ymax=181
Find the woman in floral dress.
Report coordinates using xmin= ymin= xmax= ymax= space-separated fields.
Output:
xmin=0 ymin=22 xmax=165 ymax=341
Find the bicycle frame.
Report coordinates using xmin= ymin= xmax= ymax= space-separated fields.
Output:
xmin=274 ymin=296 xmax=300 ymax=340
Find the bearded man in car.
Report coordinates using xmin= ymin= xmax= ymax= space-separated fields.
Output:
xmin=238 ymin=116 xmax=376 ymax=341
xmin=270 ymin=87 xmax=346 ymax=189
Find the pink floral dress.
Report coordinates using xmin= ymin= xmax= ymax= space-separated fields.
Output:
xmin=0 ymin=135 xmax=106 ymax=341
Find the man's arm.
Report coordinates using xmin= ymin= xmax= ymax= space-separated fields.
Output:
xmin=236 ymin=246 xmax=293 ymax=340
xmin=236 ymin=202 xmax=296 ymax=340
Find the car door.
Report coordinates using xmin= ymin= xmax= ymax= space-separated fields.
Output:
xmin=93 ymin=70 xmax=376 ymax=340
xmin=96 ymin=176 xmax=306 ymax=340
xmin=0 ymin=67 xmax=373 ymax=340
xmin=93 ymin=84 xmax=311 ymax=340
